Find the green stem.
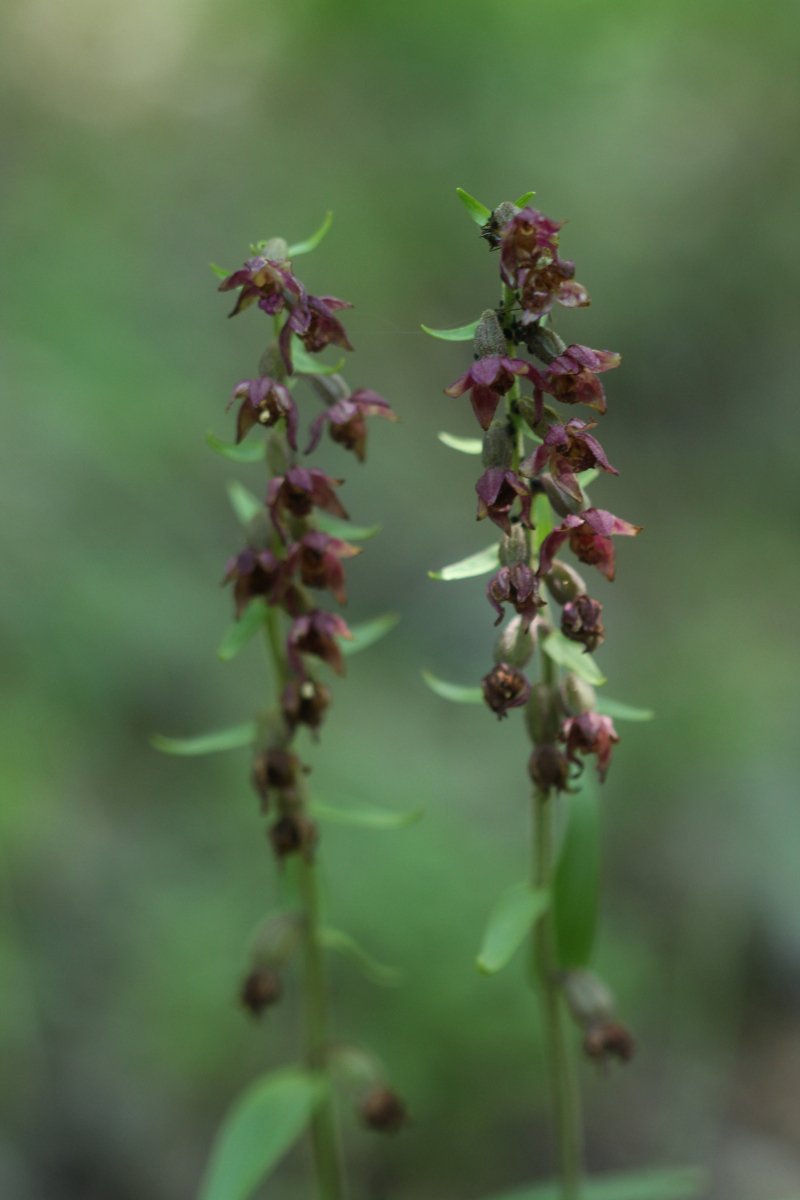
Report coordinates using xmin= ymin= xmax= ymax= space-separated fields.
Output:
xmin=264 ymin=604 xmax=348 ymax=1200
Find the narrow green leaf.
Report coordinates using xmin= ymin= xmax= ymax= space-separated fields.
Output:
xmin=311 ymin=799 xmax=422 ymax=830
xmin=577 ymin=467 xmax=599 ymax=488
xmin=533 ymin=492 xmax=554 ymax=551
xmin=553 ymin=781 xmax=600 ymax=968
xmin=207 ymin=432 xmax=265 ymax=464
xmin=314 ymin=512 xmax=381 ymax=541
xmin=437 ymin=431 xmax=483 ymax=454
xmin=420 ymin=319 xmax=480 ymax=342
xmin=595 ymin=697 xmax=655 ymax=722
xmin=319 ymin=927 xmax=402 ymax=986
xmin=218 ymin=600 xmax=269 ymax=662
xmin=151 ymin=722 xmax=258 ymax=757
xmin=198 ymin=1068 xmax=325 ymax=1200
xmin=484 ymin=1165 xmax=707 ymax=1200
xmin=227 ymin=480 xmax=264 ymax=527
xmin=209 ymin=262 xmax=230 ymax=280
xmin=542 ymin=630 xmax=606 ymax=686
xmin=422 ymin=671 xmax=483 ymax=704
xmin=456 ymin=187 xmax=492 ymax=225
xmin=476 ymin=883 xmax=550 ymax=975
xmin=290 ymin=340 xmax=346 ymax=376
xmin=287 ymin=210 xmax=333 ymax=257
xmin=514 ymin=190 xmax=536 ymax=207
xmin=429 ymin=543 xmax=499 ymax=581
xmin=340 ymin=613 xmax=399 ymax=657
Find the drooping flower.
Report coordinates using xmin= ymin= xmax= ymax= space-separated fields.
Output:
xmin=486 ymin=563 xmax=541 ymax=628
xmin=286 ymin=531 xmax=361 ymax=605
xmin=223 ymin=548 xmax=295 ymax=617
xmin=482 ymin=662 xmax=531 ymax=719
xmin=218 ymin=255 xmax=302 ymax=318
xmin=583 ymin=1020 xmax=636 ymax=1065
xmin=269 ymin=811 xmax=318 ymax=860
xmin=445 ymin=356 xmax=534 ymax=431
xmin=560 ymin=594 xmax=605 ymax=653
xmin=540 ymin=345 xmax=621 ymax=416
xmin=229 ymin=377 xmax=299 ymax=448
xmin=561 ymin=711 xmax=620 ymax=781
xmin=498 ymin=207 xmax=562 ymax=288
xmin=306 ymin=389 xmax=397 ymax=461
xmin=538 ymin=507 xmax=641 ymax=582
xmin=528 ymin=743 xmax=572 ymax=793
xmin=279 ymin=294 xmax=353 ymax=370
xmin=522 ymin=417 xmax=617 ymax=504
xmin=267 ymin=467 xmax=347 ymax=539
xmin=476 ymin=468 xmax=533 ymax=535
xmin=250 ymin=748 xmax=304 ymax=811
xmin=281 ymin=677 xmax=332 ymax=735
xmin=287 ymin=610 xmax=352 ymax=676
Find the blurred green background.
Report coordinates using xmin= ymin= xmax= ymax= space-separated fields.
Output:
xmin=2 ymin=1 xmax=799 ymax=1197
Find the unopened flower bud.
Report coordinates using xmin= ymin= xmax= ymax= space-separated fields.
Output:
xmin=528 ymin=743 xmax=570 ymax=793
xmin=542 ymin=473 xmax=585 ymax=517
xmin=561 ymin=969 xmax=615 ymax=1028
xmin=544 ymin=560 xmax=587 ymax=605
xmin=359 ymin=1086 xmax=408 ymax=1134
xmin=525 ymin=682 xmax=561 ymax=744
xmin=261 ymin=237 xmax=289 ymax=261
xmin=583 ymin=1020 xmax=635 ymax=1065
xmin=473 ymin=309 xmax=507 ymax=359
xmin=561 ymin=672 xmax=596 ymax=716
xmin=494 ymin=615 xmax=535 ymax=668
xmin=482 ymin=662 xmax=531 ymax=719
xmin=561 ymin=595 xmax=605 ymax=653
xmin=269 ymin=812 xmax=318 ymax=860
xmin=240 ymin=965 xmax=282 ymax=1016
xmin=482 ymin=419 xmax=514 ymax=469
xmin=480 ymin=202 xmax=518 ymax=248
xmin=499 ymin=525 xmax=528 ymax=567
xmin=524 ymin=324 xmax=567 ymax=365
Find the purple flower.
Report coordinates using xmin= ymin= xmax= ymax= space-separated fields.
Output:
xmin=482 ymin=662 xmax=531 ymax=719
xmin=560 ymin=594 xmax=605 ymax=653
xmin=496 ymin=207 xmax=590 ymax=317
xmin=540 ymin=345 xmax=621 ymax=416
xmin=286 ymin=532 xmax=361 ymax=605
xmin=522 ymin=418 xmax=617 ymax=503
xmin=287 ymin=610 xmax=352 ymax=676
xmin=445 ymin=357 xmax=534 ymax=431
xmin=279 ymin=294 xmax=353 ymax=371
xmin=267 ymin=467 xmax=348 ymax=540
xmin=476 ymin=468 xmax=533 ymax=535
xmin=306 ymin=389 xmax=397 ymax=462
xmin=486 ymin=563 xmax=541 ymax=628
xmin=223 ymin=549 xmax=295 ymax=618
xmin=538 ymin=507 xmax=641 ymax=583
xmin=218 ymin=255 xmax=303 ymax=319
xmin=280 ymin=677 xmax=332 ymax=735
xmin=528 ymin=744 xmax=571 ymax=793
xmin=561 ymin=711 xmax=620 ymax=781
xmin=229 ymin=376 xmax=298 ymax=447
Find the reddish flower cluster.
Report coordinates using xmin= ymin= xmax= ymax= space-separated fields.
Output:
xmin=441 ymin=198 xmax=642 ymax=784
xmin=218 ymin=240 xmax=396 ymax=856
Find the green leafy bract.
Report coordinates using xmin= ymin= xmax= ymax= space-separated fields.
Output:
xmin=287 ymin=210 xmax=333 ymax=257
xmin=218 ymin=600 xmax=269 ymax=662
xmin=151 ymin=722 xmax=258 ymax=757
xmin=227 ymin=480 xmax=264 ymax=527
xmin=290 ymin=340 xmax=346 ymax=376
xmin=542 ymin=630 xmax=606 ymax=686
xmin=514 ymin=190 xmax=536 ymax=207
xmin=207 ymin=432 xmax=265 ymax=464
xmin=318 ymin=927 xmax=402 ymax=986
xmin=422 ymin=671 xmax=483 ymax=704
xmin=456 ymin=187 xmax=492 ymax=225
xmin=314 ymin=512 xmax=381 ymax=541
xmin=311 ymin=799 xmax=422 ymax=830
xmin=533 ymin=492 xmax=554 ymax=551
xmin=198 ymin=1068 xmax=326 ymax=1200
xmin=595 ymin=697 xmax=655 ymax=722
xmin=209 ymin=262 xmax=229 ymax=280
xmin=428 ymin=544 xmax=499 ymax=581
xmin=553 ymin=782 xmax=600 ymax=968
xmin=437 ymin=431 xmax=483 ymax=455
xmin=340 ymin=613 xmax=399 ymax=657
xmin=421 ymin=319 xmax=480 ymax=342
xmin=476 ymin=883 xmax=550 ymax=975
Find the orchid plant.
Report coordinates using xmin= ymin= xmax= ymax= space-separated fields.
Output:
xmin=154 ymin=213 xmax=410 ymax=1200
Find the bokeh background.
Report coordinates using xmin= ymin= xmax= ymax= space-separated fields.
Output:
xmin=2 ymin=1 xmax=799 ymax=1197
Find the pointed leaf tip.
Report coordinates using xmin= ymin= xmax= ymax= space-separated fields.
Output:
xmin=476 ymin=883 xmax=550 ymax=975
xmin=311 ymin=799 xmax=422 ymax=830
xmin=340 ymin=613 xmax=399 ymax=657
xmin=421 ymin=319 xmax=480 ymax=342
xmin=428 ymin=543 xmax=499 ymax=581
xmin=207 ymin=432 xmax=265 ymax=464
xmin=319 ymin=927 xmax=403 ymax=986
xmin=218 ymin=599 xmax=269 ymax=662
xmin=437 ymin=431 xmax=483 ymax=455
xmin=151 ymin=722 xmax=258 ymax=756
xmin=287 ymin=210 xmax=333 ymax=257
xmin=227 ymin=480 xmax=264 ymax=527
xmin=422 ymin=671 xmax=483 ymax=704
xmin=456 ymin=188 xmax=492 ymax=225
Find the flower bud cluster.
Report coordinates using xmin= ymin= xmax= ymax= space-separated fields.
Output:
xmin=218 ymin=241 xmax=396 ymax=857
xmin=443 ymin=199 xmax=642 ymax=784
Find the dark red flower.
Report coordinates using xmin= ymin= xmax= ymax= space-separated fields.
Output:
xmin=281 ymin=677 xmax=332 ymax=735
xmin=538 ymin=507 xmax=641 ymax=582
xmin=251 ymin=748 xmax=304 ymax=811
xmin=561 ymin=711 xmax=620 ymax=781
xmin=476 ymin=468 xmax=533 ymax=535
xmin=523 ymin=418 xmax=617 ymax=504
xmin=223 ymin=549 xmax=294 ymax=617
xmin=240 ymin=966 xmax=282 ymax=1016
xmin=267 ymin=467 xmax=348 ymax=540
xmin=269 ymin=812 xmax=318 ymax=860
xmin=359 ymin=1086 xmax=408 ymax=1134
xmin=518 ymin=256 xmax=590 ymax=319
xmin=539 ymin=345 xmax=621 ymax=416
xmin=561 ymin=595 xmax=605 ymax=653
xmin=498 ymin=207 xmax=562 ymax=288
xmin=528 ymin=743 xmax=571 ymax=793
xmin=583 ymin=1020 xmax=635 ymax=1065
xmin=286 ymin=531 xmax=360 ymax=605
xmin=279 ymin=293 xmax=353 ymax=371
xmin=306 ymin=389 xmax=397 ymax=461
xmin=218 ymin=255 xmax=302 ymax=318
xmin=287 ymin=610 xmax=352 ymax=676
xmin=445 ymin=356 xmax=534 ymax=430
xmin=229 ymin=376 xmax=298 ymax=448
xmin=482 ymin=662 xmax=531 ymax=719
xmin=486 ymin=563 xmax=541 ymax=628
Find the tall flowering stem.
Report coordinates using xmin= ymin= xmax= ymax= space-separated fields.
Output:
xmin=159 ymin=218 xmax=406 ymax=1200
xmin=426 ymin=191 xmax=644 ymax=1198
